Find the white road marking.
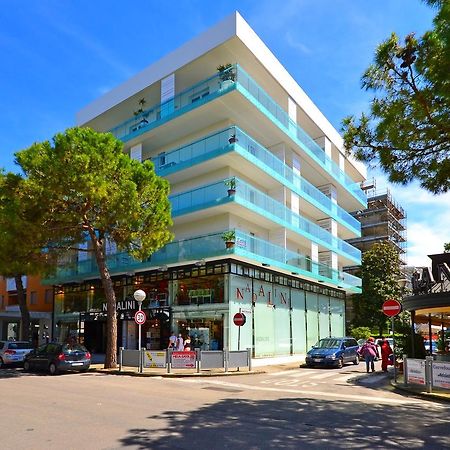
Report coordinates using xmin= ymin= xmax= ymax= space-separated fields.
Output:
xmin=177 ymin=378 xmax=435 ymax=406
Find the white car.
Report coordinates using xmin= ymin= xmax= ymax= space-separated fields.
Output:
xmin=0 ymin=341 xmax=34 ymax=367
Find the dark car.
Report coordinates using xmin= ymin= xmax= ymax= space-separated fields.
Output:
xmin=23 ymin=343 xmax=91 ymax=375
xmin=305 ymin=337 xmax=360 ymax=368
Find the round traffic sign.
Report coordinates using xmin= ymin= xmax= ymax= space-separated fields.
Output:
xmin=233 ymin=312 xmax=246 ymax=326
xmin=134 ymin=310 xmax=147 ymax=325
xmin=382 ymin=299 xmax=402 ymax=317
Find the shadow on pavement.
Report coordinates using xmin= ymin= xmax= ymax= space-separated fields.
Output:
xmin=119 ymin=396 xmax=450 ymax=449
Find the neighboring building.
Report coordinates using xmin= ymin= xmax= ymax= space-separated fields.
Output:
xmin=344 ymin=181 xmax=407 ymax=327
xmin=46 ymin=12 xmax=366 ymax=357
xmin=0 ymin=276 xmax=52 ymax=343
xmin=345 ymin=182 xmax=407 ymax=275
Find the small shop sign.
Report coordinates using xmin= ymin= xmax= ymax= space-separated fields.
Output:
xmin=143 ymin=351 xmax=166 ymax=368
xmin=172 ymin=351 xmax=196 ymax=368
xmin=432 ymin=361 xmax=450 ymax=389
xmin=406 ymin=358 xmax=426 ymax=385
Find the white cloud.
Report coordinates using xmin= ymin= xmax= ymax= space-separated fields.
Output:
xmin=284 ymin=31 xmax=311 ymax=54
xmin=367 ymin=169 xmax=450 ymax=267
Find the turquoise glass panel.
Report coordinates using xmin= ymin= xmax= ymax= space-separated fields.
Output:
xmin=273 ymin=286 xmax=291 ymax=356
xmin=228 ymin=274 xmax=253 ymax=351
xmin=330 ymin=298 xmax=345 ymax=337
xmin=291 ymin=289 xmax=306 ymax=353
xmin=318 ymin=295 xmax=330 ymax=338
xmin=306 ymin=292 xmax=319 ymax=350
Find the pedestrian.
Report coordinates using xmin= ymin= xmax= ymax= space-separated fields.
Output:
xmin=176 ymin=333 xmax=185 ymax=351
xmin=168 ymin=331 xmax=177 ymax=349
xmin=379 ymin=336 xmax=393 ymax=372
xmin=184 ymin=335 xmax=191 ymax=352
xmin=359 ymin=337 xmax=379 ymax=373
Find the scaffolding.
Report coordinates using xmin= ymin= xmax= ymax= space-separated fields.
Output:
xmin=346 ymin=180 xmax=407 ymax=270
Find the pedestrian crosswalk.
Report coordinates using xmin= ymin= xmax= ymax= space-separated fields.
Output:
xmin=262 ymin=366 xmax=388 ymax=388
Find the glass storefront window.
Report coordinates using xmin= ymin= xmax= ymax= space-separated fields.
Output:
xmin=173 ymin=274 xmax=225 ymax=305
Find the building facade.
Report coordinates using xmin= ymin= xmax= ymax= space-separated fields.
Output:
xmin=0 ymin=276 xmax=52 ymax=344
xmin=46 ymin=12 xmax=367 ymax=357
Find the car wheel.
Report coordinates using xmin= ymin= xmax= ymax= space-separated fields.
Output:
xmin=337 ymin=357 xmax=344 ymax=369
xmin=48 ymin=363 xmax=58 ymax=375
xmin=23 ymin=361 xmax=30 ymax=372
xmin=353 ymin=355 xmax=359 ymax=365
xmin=0 ymin=357 xmax=4 ymax=369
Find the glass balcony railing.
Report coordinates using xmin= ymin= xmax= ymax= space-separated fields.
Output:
xmin=109 ymin=65 xmax=365 ymax=206
xmin=44 ymin=230 xmax=361 ymax=292
xmin=235 ymin=65 xmax=366 ymax=205
xmin=169 ymin=178 xmax=361 ymax=263
xmin=109 ymin=70 xmax=235 ymax=142
xmin=149 ymin=126 xmax=360 ymax=234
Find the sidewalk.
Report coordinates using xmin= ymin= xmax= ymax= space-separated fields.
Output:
xmin=89 ymin=353 xmax=304 ymax=377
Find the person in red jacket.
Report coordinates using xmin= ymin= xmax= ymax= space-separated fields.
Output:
xmin=379 ymin=336 xmax=393 ymax=372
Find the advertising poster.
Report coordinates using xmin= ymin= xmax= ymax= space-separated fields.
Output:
xmin=143 ymin=351 xmax=166 ymax=368
xmin=172 ymin=351 xmax=196 ymax=368
xmin=432 ymin=361 xmax=450 ymax=389
xmin=406 ymin=359 xmax=426 ymax=385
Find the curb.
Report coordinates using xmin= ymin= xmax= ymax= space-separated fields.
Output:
xmin=390 ymin=379 xmax=450 ymax=403
xmin=88 ymin=367 xmax=267 ymax=378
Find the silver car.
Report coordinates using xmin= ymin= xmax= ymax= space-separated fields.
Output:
xmin=0 ymin=340 xmax=34 ymax=367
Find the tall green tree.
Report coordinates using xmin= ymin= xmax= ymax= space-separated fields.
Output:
xmin=15 ymin=127 xmax=173 ymax=368
xmin=351 ymin=242 xmax=403 ymax=336
xmin=0 ymin=172 xmax=56 ymax=342
xmin=342 ymin=0 xmax=450 ymax=194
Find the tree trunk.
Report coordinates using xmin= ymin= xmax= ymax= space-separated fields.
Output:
xmin=90 ymin=230 xmax=117 ymax=369
xmin=15 ymin=275 xmax=31 ymax=341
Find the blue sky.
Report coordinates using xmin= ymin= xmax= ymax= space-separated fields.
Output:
xmin=1 ymin=0 xmax=448 ymax=267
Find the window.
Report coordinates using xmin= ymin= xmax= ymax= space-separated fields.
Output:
xmin=30 ymin=291 xmax=37 ymax=305
xmin=45 ymin=289 xmax=53 ymax=304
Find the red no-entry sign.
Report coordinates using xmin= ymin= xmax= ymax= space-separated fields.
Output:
xmin=233 ymin=312 xmax=246 ymax=326
xmin=382 ymin=299 xmax=402 ymax=317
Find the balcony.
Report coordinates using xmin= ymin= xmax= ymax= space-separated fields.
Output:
xmin=170 ymin=177 xmax=361 ymax=265
xmin=43 ymin=230 xmax=361 ymax=293
xmin=109 ymin=65 xmax=366 ymax=206
xmin=149 ymin=126 xmax=361 ymax=237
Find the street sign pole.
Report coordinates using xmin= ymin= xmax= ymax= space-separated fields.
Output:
xmin=238 ymin=308 xmax=241 ymax=351
xmin=382 ymin=299 xmax=402 ymax=384
xmin=392 ymin=317 xmax=397 ymax=384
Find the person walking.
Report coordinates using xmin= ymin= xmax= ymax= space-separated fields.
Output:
xmin=379 ymin=336 xmax=393 ymax=372
xmin=176 ymin=333 xmax=185 ymax=351
xmin=168 ymin=331 xmax=177 ymax=349
xmin=184 ymin=335 xmax=192 ymax=352
xmin=359 ymin=337 xmax=379 ymax=373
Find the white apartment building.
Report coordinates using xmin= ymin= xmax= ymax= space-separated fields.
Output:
xmin=51 ymin=12 xmax=366 ymax=357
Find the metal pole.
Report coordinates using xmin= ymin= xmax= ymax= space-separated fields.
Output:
xmin=238 ymin=307 xmax=241 ymax=351
xmin=392 ymin=317 xmax=397 ymax=384
xmin=138 ymin=300 xmax=142 ymax=352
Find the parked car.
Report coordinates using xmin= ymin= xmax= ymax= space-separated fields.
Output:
xmin=305 ymin=337 xmax=360 ymax=368
xmin=23 ymin=342 xmax=91 ymax=375
xmin=424 ymin=340 xmax=438 ymax=354
xmin=0 ymin=340 xmax=34 ymax=367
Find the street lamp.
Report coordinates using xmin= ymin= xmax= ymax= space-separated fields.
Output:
xmin=134 ymin=289 xmax=147 ymax=351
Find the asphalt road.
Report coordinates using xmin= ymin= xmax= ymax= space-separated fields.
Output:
xmin=2 ymin=364 xmax=449 ymax=450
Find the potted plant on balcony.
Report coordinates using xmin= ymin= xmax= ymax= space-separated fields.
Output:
xmin=221 ymin=230 xmax=236 ymax=249
xmin=217 ymin=63 xmax=236 ymax=89
xmin=132 ymin=98 xmax=149 ymax=130
xmin=224 ymin=177 xmax=236 ymax=196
